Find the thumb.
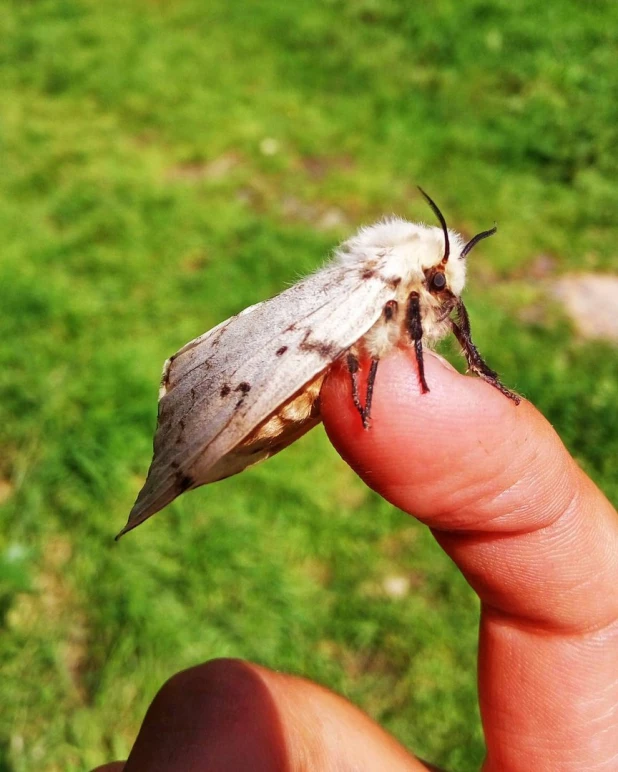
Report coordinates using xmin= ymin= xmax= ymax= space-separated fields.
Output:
xmin=321 ymin=347 xmax=615 ymax=629
xmin=321 ymin=348 xmax=618 ymax=771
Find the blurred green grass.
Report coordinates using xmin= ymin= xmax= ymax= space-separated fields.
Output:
xmin=0 ymin=1 xmax=617 ymax=769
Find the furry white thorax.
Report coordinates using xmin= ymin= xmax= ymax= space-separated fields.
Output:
xmin=335 ymin=217 xmax=467 ymax=357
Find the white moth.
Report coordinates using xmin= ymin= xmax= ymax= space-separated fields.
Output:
xmin=117 ymin=189 xmax=518 ymax=538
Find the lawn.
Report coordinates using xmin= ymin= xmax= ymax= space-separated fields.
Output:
xmin=0 ymin=1 xmax=617 ymax=769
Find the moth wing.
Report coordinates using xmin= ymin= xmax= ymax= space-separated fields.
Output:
xmin=119 ymin=265 xmax=396 ymax=536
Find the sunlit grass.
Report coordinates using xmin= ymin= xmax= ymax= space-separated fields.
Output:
xmin=1 ymin=1 xmax=617 ymax=769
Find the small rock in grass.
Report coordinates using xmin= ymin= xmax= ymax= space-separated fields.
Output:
xmin=553 ymin=274 xmax=618 ymax=342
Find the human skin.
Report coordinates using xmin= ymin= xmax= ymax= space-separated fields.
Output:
xmin=94 ymin=350 xmax=618 ymax=771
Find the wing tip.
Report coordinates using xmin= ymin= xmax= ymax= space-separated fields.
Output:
xmin=114 ymin=526 xmax=128 ymax=541
xmin=115 ymin=473 xmax=184 ymax=540
xmin=115 ymin=504 xmax=155 ymax=540
xmin=115 ymin=518 xmax=138 ymax=540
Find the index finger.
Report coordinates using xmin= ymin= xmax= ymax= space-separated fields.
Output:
xmin=321 ymin=349 xmax=618 ymax=771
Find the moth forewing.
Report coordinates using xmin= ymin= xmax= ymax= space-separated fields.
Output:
xmin=119 ymin=191 xmax=518 ymax=538
xmin=118 ymin=268 xmax=395 ymax=537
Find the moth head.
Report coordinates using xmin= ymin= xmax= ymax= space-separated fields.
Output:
xmin=417 ymin=187 xmax=497 ymax=300
xmin=335 ymin=191 xmax=496 ymax=301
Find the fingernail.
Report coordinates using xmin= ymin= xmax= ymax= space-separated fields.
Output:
xmin=424 ymin=350 xmax=458 ymax=373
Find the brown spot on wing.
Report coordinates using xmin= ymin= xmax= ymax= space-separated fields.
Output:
xmin=276 ymin=346 xmax=288 ymax=356
xmin=220 ymin=384 xmax=231 ymax=397
xmin=177 ymin=472 xmax=194 ymax=492
xmin=235 ymin=382 xmax=251 ymax=394
xmin=299 ymin=329 xmax=338 ymax=359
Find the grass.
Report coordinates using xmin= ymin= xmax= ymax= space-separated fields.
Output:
xmin=1 ymin=1 xmax=617 ymax=769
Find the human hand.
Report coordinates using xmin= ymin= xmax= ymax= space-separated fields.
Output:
xmin=94 ymin=349 xmax=618 ymax=771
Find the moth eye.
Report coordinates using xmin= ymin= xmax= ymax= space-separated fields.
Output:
xmin=431 ymin=272 xmax=447 ymax=291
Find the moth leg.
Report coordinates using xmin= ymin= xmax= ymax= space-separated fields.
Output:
xmin=435 ymin=293 xmax=458 ymax=323
xmin=452 ymin=301 xmax=520 ymax=404
xmin=346 ymin=353 xmax=365 ymax=425
xmin=406 ymin=292 xmax=429 ymax=394
xmin=362 ymin=358 xmax=380 ymax=429
xmin=346 ymin=353 xmax=380 ymax=429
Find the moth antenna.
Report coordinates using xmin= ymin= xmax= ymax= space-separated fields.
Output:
xmin=460 ymin=224 xmax=497 ymax=260
xmin=417 ymin=186 xmax=450 ymax=265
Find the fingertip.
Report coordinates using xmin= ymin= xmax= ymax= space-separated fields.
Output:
xmin=322 ymin=348 xmax=532 ymax=528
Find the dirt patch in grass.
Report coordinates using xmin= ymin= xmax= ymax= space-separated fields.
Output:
xmin=553 ymin=273 xmax=618 ymax=342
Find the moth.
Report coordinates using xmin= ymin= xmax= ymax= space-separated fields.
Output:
xmin=117 ymin=189 xmax=518 ymax=538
